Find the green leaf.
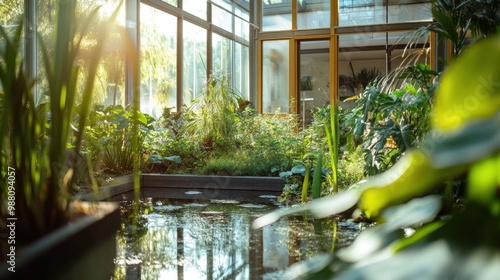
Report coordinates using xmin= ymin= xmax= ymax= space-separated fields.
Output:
xmin=339 ymin=224 xmax=405 ymax=262
xmin=398 ymin=123 xmax=415 ymax=150
xmin=136 ymin=111 xmax=148 ymax=126
xmin=312 ymin=145 xmax=324 ymax=199
xmin=380 ymin=195 xmax=442 ymax=227
xmin=291 ymin=165 xmax=307 ymax=175
xmin=467 ymin=153 xmax=500 ymax=207
xmin=357 ymin=150 xmax=467 ymax=218
xmin=337 ymin=240 xmax=455 ymax=280
xmin=424 ymin=110 xmax=500 ymax=168
xmin=148 ymin=154 xmax=163 ymax=164
xmin=432 ymin=36 xmax=500 ymax=131
xmin=164 ymin=155 xmax=182 ymax=163
xmin=302 ymin=167 xmax=311 ymax=203
xmin=338 ymin=196 xmax=441 ymax=263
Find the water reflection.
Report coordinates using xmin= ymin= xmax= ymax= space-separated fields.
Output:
xmin=113 ymin=199 xmax=360 ymax=279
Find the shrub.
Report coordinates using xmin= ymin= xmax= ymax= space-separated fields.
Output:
xmin=344 ymin=63 xmax=437 ymax=175
xmin=184 ymin=74 xmax=242 ymax=151
xmin=337 ymin=146 xmax=366 ymax=191
xmin=83 ymin=105 xmax=154 ymax=175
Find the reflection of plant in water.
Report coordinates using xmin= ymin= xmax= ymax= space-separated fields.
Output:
xmin=114 ymin=200 xmax=177 ymax=280
xmin=116 ymin=201 xmax=149 ymax=244
xmin=115 ymin=199 xmax=357 ymax=278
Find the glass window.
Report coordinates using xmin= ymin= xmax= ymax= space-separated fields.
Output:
xmin=161 ymin=0 xmax=178 ymax=6
xmin=0 ymin=0 xmax=23 ymax=94
xmin=35 ymin=1 xmax=53 ymax=102
xmin=95 ymin=1 xmax=126 ymax=107
xmin=235 ymin=6 xmax=250 ymax=40
xmin=338 ymin=31 xmax=430 ymax=107
xmin=140 ymin=4 xmax=177 ymax=117
xmin=184 ymin=0 xmax=207 ymax=20
xmin=234 ymin=42 xmax=249 ymax=100
xmin=262 ymin=0 xmax=292 ymax=31
xmin=212 ymin=0 xmax=232 ymax=9
xmin=35 ymin=0 xmax=126 ymax=106
xmin=183 ymin=21 xmax=207 ymax=104
xmin=212 ymin=4 xmax=233 ymax=33
xmin=299 ymin=40 xmax=330 ymax=127
xmin=262 ymin=40 xmax=289 ymax=113
xmin=297 ymin=0 xmax=331 ymax=29
xmin=212 ymin=33 xmax=233 ymax=77
xmin=339 ymin=0 xmax=432 ymax=26
xmin=387 ymin=0 xmax=432 ymax=23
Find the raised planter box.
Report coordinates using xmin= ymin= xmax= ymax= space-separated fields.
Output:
xmin=82 ymin=174 xmax=285 ymax=203
xmin=0 ymin=202 xmax=120 ymax=280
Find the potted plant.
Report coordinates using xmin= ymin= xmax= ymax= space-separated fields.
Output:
xmin=0 ymin=1 xmax=123 ymax=279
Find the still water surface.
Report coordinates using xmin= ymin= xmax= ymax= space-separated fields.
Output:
xmin=113 ymin=197 xmax=360 ymax=279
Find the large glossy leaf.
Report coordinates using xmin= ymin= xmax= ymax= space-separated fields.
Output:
xmin=397 ymin=123 xmax=415 ymax=150
xmin=164 ymin=155 xmax=182 ymax=163
xmin=292 ymin=165 xmax=307 ymax=175
xmin=423 ymin=110 xmax=500 ymax=168
xmin=338 ymin=196 xmax=441 ymax=262
xmin=337 ymin=225 xmax=404 ymax=263
xmin=380 ymin=195 xmax=442 ymax=229
xmin=337 ymin=240 xmax=454 ymax=280
xmin=432 ymin=36 xmax=500 ymax=131
xmin=356 ymin=149 xmax=466 ymax=218
xmin=466 ymin=153 xmax=500 ymax=207
xmin=252 ymin=191 xmax=359 ymax=229
xmin=356 ymin=37 xmax=500 ymax=217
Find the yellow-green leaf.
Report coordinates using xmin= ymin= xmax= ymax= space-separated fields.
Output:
xmin=358 ymin=150 xmax=466 ymax=218
xmin=432 ymin=36 xmax=500 ymax=131
xmin=467 ymin=153 xmax=500 ymax=207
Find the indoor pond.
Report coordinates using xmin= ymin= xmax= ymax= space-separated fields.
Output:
xmin=112 ymin=197 xmax=361 ymax=280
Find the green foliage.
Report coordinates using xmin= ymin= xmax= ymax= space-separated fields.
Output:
xmin=184 ymin=74 xmax=242 ymax=150
xmin=199 ymin=149 xmax=286 ymax=176
xmin=345 ymin=63 xmax=437 ymax=175
xmin=0 ymin=2 xmax=118 ymax=241
xmin=142 ymin=106 xmax=206 ymax=173
xmin=254 ymin=35 xmax=500 ymax=280
xmin=142 ymin=100 xmax=304 ymax=177
xmin=198 ymin=110 xmax=303 ymax=176
xmin=237 ymin=110 xmax=304 ymax=172
xmin=84 ymin=105 xmax=154 ymax=175
xmin=312 ymin=145 xmax=324 ymax=199
xmin=337 ymin=146 xmax=366 ymax=191
xmin=302 ymin=166 xmax=311 ymax=204
xmin=427 ymin=0 xmax=500 ymax=57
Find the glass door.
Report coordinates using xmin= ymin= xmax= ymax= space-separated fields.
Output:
xmin=298 ymin=40 xmax=330 ymax=128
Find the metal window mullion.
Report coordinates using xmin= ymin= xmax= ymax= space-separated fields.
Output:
xmin=126 ymin=0 xmax=140 ymax=107
xmin=177 ymin=16 xmax=183 ymax=111
xmin=208 ymin=0 xmax=213 ymax=78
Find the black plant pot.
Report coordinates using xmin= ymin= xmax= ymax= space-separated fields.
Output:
xmin=0 ymin=202 xmax=120 ymax=280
